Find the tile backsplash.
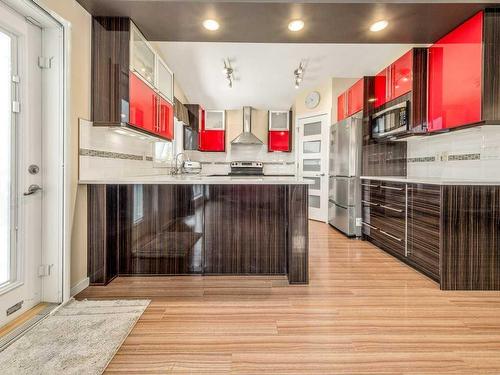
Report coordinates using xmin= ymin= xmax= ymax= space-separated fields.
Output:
xmin=406 ymin=125 xmax=500 ymax=180
xmin=185 ymin=144 xmax=296 ymax=175
xmin=79 ymin=119 xmax=169 ymax=181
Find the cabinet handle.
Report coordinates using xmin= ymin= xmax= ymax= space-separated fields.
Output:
xmin=379 ymin=230 xmax=402 ymax=242
xmin=380 ymin=204 xmax=403 ymax=213
xmin=362 ymin=222 xmax=378 ymax=230
xmin=361 ymin=183 xmax=379 ymax=188
xmin=380 ymin=185 xmax=404 ymax=191
xmin=362 ymin=200 xmax=378 ymax=206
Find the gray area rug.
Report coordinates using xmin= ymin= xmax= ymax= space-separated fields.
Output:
xmin=0 ymin=299 xmax=150 ymax=375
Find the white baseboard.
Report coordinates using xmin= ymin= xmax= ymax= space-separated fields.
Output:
xmin=70 ymin=277 xmax=90 ymax=297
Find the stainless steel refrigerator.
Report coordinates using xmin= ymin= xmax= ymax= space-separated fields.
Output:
xmin=328 ymin=114 xmax=362 ymax=237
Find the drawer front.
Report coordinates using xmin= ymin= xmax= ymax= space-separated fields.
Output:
xmin=379 ymin=182 xmax=406 ymax=210
xmin=408 ymin=183 xmax=441 ymax=280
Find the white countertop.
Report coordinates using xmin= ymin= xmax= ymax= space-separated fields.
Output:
xmin=79 ymin=174 xmax=314 ymax=185
xmin=361 ymin=176 xmax=500 ymax=186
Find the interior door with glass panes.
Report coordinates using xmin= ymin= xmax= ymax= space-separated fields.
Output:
xmin=0 ymin=3 xmax=43 ymax=327
xmin=297 ymin=114 xmax=330 ymax=222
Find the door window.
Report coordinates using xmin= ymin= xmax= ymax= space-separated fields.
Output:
xmin=0 ymin=29 xmax=15 ymax=286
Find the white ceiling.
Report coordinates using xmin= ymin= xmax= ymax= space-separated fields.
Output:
xmin=156 ymin=42 xmax=420 ymax=110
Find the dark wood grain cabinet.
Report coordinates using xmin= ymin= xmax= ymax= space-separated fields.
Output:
xmin=92 ymin=17 xmax=174 ymax=141
xmin=361 ymin=180 xmax=406 ymax=259
xmin=407 ymin=184 xmax=441 ymax=281
xmin=362 ymin=179 xmax=440 ymax=281
xmin=362 ymin=180 xmax=500 ymax=290
xmin=88 ymin=184 xmax=309 ymax=285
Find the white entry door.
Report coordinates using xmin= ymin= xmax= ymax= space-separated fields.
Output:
xmin=0 ymin=3 xmax=43 ymax=327
xmin=297 ymin=114 xmax=330 ymax=222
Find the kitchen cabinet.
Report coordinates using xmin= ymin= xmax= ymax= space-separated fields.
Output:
xmin=337 ymin=78 xmax=363 ymax=121
xmin=159 ymin=97 xmax=174 ymax=140
xmin=374 ymin=68 xmax=388 ymax=108
xmin=362 ymin=179 xmax=441 ymax=283
xmin=157 ymin=58 xmax=174 ymax=103
xmin=268 ymin=111 xmax=291 ymax=152
xmin=428 ymin=9 xmax=500 ymax=132
xmin=185 ymin=104 xmax=225 ymax=152
xmin=428 ymin=11 xmax=482 ymax=131
xmin=184 ymin=104 xmax=203 ymax=151
xmin=130 ymin=23 xmax=156 ymax=86
xmin=129 ymin=71 xmax=156 ymax=132
xmin=391 ymin=51 xmax=413 ymax=100
xmin=407 ymin=183 xmax=441 ymax=280
xmin=201 ymin=110 xmax=225 ymax=152
xmin=369 ymin=48 xmax=428 ymax=134
xmin=337 ymin=92 xmax=347 ymax=121
xmin=92 ymin=17 xmax=174 ymax=141
xmin=347 ymin=78 xmax=364 ymax=116
xmin=361 ymin=180 xmax=406 ymax=258
xmin=374 ymin=50 xmax=413 ymax=109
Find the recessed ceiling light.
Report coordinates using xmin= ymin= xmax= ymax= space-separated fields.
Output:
xmin=370 ymin=20 xmax=388 ymax=32
xmin=288 ymin=20 xmax=304 ymax=32
xmin=203 ymin=19 xmax=220 ymax=31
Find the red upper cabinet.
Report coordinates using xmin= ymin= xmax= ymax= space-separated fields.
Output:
xmin=374 ymin=68 xmax=388 ymax=108
xmin=337 ymin=78 xmax=364 ymax=121
xmin=347 ymin=78 xmax=364 ymax=116
xmin=374 ymin=50 xmax=413 ymax=109
xmin=428 ymin=11 xmax=483 ymax=131
xmin=129 ymin=72 xmax=156 ymax=132
xmin=159 ymin=96 xmax=174 ymax=140
xmin=199 ymin=109 xmax=225 ymax=152
xmin=337 ymin=92 xmax=347 ymax=121
xmin=268 ymin=111 xmax=291 ymax=152
xmin=392 ymin=51 xmax=413 ymax=100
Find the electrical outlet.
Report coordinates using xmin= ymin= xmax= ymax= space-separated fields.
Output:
xmin=355 ymin=217 xmax=362 ymax=227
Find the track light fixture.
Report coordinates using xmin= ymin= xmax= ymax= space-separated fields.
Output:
xmin=294 ymin=62 xmax=305 ymax=89
xmin=223 ymin=59 xmax=234 ymax=88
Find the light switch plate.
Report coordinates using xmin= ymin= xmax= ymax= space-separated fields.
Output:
xmin=355 ymin=218 xmax=362 ymax=227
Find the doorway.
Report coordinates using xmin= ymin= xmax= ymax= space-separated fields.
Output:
xmin=0 ymin=0 xmax=67 ymax=332
xmin=297 ymin=113 xmax=330 ymax=222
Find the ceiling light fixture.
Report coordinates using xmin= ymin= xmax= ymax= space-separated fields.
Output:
xmin=203 ymin=19 xmax=220 ymax=31
xmin=370 ymin=20 xmax=388 ymax=32
xmin=288 ymin=19 xmax=304 ymax=32
xmin=294 ymin=62 xmax=305 ymax=89
xmin=223 ymin=59 xmax=234 ymax=88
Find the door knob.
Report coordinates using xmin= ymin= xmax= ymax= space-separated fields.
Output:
xmin=24 ymin=184 xmax=42 ymax=196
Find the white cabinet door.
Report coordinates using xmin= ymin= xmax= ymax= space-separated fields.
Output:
xmin=129 ymin=23 xmax=155 ymax=86
xmin=205 ymin=110 xmax=225 ymax=130
xmin=269 ymin=111 xmax=289 ymax=130
xmin=157 ymin=58 xmax=173 ymax=102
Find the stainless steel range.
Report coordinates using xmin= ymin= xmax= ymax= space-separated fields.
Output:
xmin=230 ymin=161 xmax=264 ymax=176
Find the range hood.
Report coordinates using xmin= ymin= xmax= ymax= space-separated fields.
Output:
xmin=231 ymin=106 xmax=264 ymax=145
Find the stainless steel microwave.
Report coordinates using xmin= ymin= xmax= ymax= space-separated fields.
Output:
xmin=371 ymin=101 xmax=409 ymax=139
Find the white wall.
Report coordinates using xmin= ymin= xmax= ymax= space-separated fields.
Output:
xmin=406 ymin=126 xmax=500 ymax=180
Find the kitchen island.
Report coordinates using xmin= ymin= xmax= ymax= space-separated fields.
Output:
xmin=83 ymin=176 xmax=312 ymax=285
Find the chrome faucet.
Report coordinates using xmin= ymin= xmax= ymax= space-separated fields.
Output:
xmin=171 ymin=152 xmax=190 ymax=175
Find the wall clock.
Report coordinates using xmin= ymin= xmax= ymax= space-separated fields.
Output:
xmin=305 ymin=91 xmax=320 ymax=109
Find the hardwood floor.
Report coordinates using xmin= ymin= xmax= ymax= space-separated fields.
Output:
xmin=77 ymin=221 xmax=500 ymax=374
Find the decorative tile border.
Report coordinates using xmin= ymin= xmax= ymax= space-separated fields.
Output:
xmin=407 ymin=156 xmax=436 ymax=163
xmin=407 ymin=153 xmax=481 ymax=162
xmin=80 ymin=148 xmax=149 ymax=161
xmin=448 ymin=153 xmax=481 ymax=161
